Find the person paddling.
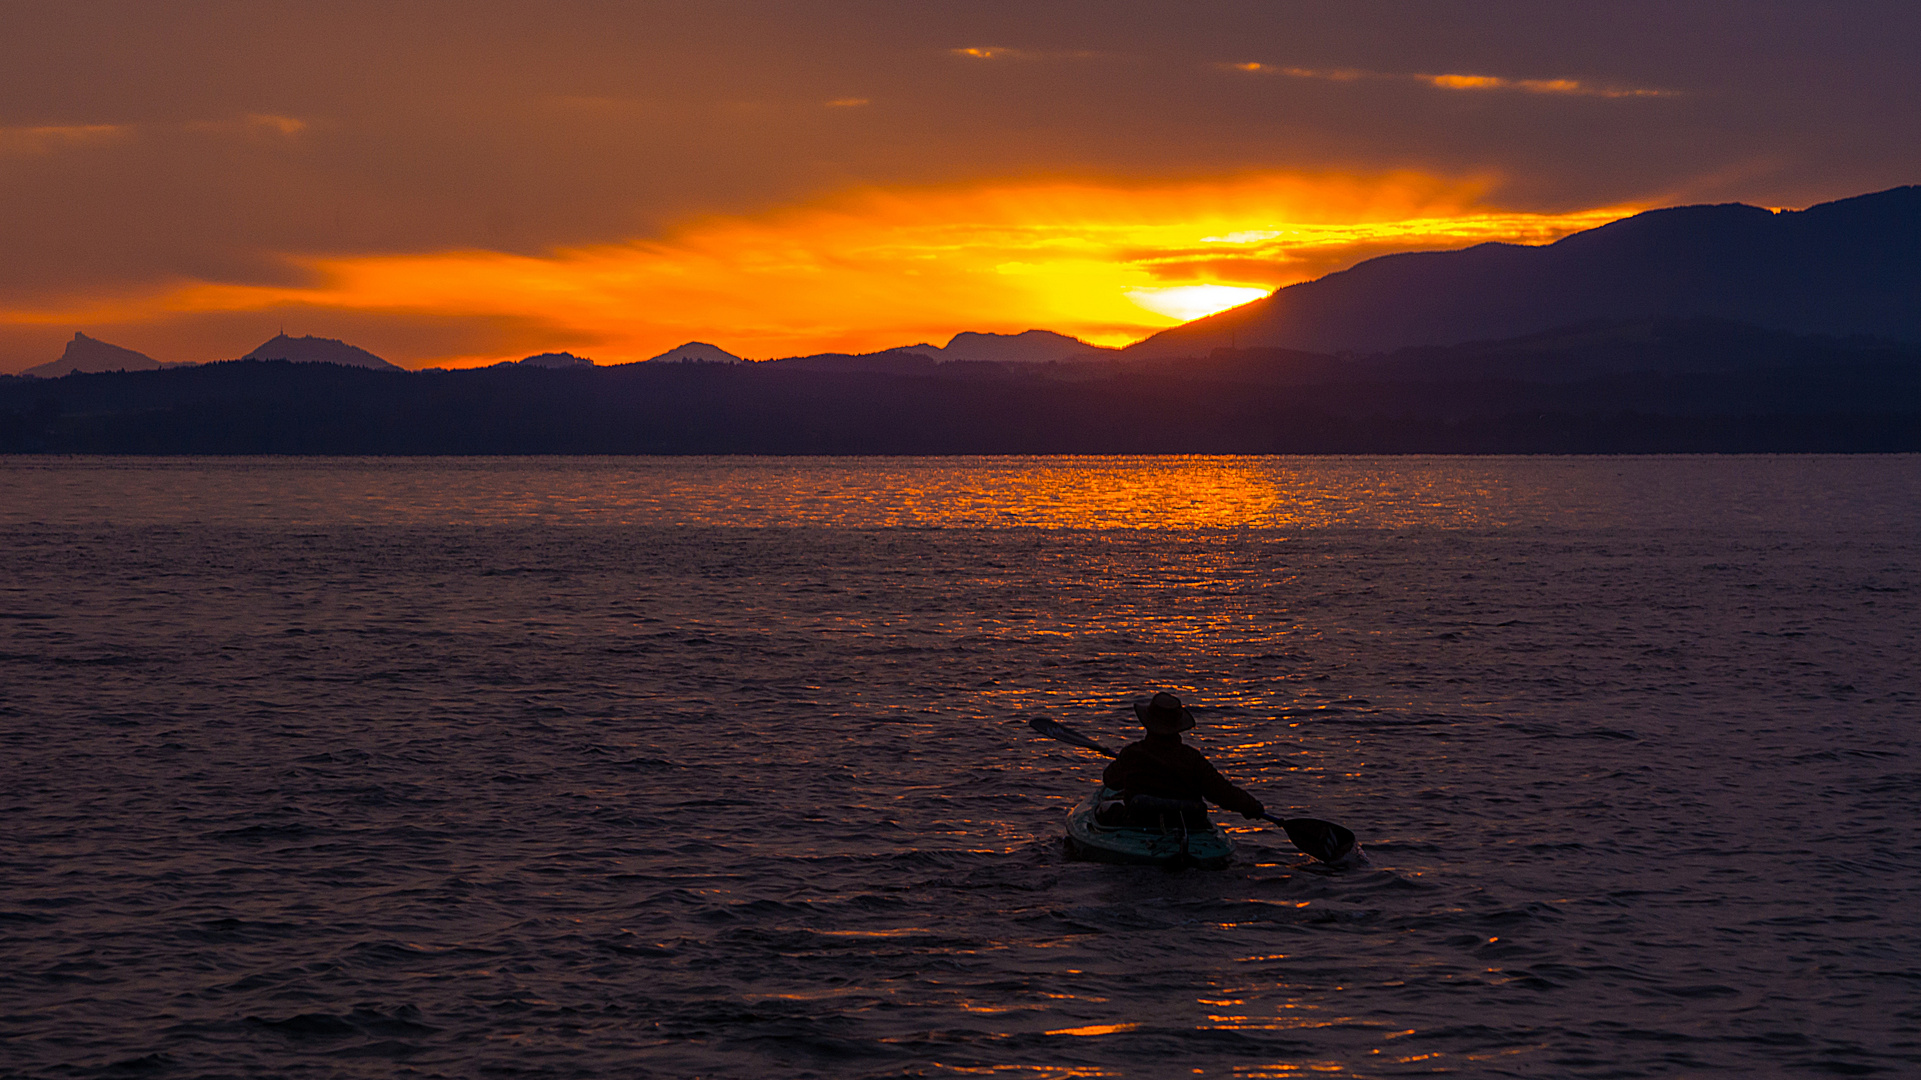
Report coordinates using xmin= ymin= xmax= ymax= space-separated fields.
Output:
xmin=1099 ymin=691 xmax=1265 ymax=826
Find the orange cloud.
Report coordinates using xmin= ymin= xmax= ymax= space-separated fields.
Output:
xmin=0 ymin=124 xmax=128 ymax=154
xmin=1226 ymin=63 xmax=1675 ymax=98
xmin=0 ymin=172 xmax=1640 ymax=368
xmin=1420 ymin=72 xmax=1674 ymax=97
xmin=2 ymin=116 xmax=307 ymax=160
xmin=242 ymin=113 xmax=309 ymax=136
xmin=951 ymin=46 xmax=1029 ymax=60
xmin=1426 ymin=74 xmax=1507 ymax=91
xmin=184 ymin=113 xmax=311 ymax=138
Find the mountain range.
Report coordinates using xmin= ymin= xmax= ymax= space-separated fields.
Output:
xmin=1131 ymin=185 xmax=1921 ymax=357
xmin=17 ymin=330 xmax=1116 ymax=377
xmin=21 ymin=332 xmax=406 ymax=376
xmin=5 ymin=316 xmax=1915 ymax=454
xmin=6 ymin=182 xmax=1919 ymax=453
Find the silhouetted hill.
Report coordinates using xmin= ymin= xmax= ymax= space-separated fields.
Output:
xmin=515 ymin=351 xmax=596 ymax=368
xmin=1183 ymin=317 xmax=1909 ymax=386
xmin=241 ymin=333 xmax=401 ymax=370
xmin=1131 ymin=185 xmax=1921 ymax=357
xmin=765 ymin=349 xmax=943 ymax=374
xmin=645 ymin=342 xmax=743 ymax=364
xmin=897 ymin=330 xmax=1115 ymax=364
xmin=23 ymin=332 xmax=162 ymax=377
xmin=2 ymin=322 xmax=1915 ymax=454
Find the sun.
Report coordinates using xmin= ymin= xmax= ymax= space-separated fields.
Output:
xmin=1124 ymin=284 xmax=1271 ymax=322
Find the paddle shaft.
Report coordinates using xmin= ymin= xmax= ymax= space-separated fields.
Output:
xmin=1028 ymin=716 xmax=1115 ymax=757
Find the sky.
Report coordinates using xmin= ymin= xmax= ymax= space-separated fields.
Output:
xmin=2 ymin=1 xmax=1918 ymax=371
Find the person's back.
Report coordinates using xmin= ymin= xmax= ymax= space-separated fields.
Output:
xmin=1100 ymin=692 xmax=1263 ymax=824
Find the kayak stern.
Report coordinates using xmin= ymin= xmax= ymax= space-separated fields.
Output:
xmin=1063 ymin=786 xmax=1235 ymax=870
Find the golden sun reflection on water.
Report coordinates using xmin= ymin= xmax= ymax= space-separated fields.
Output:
xmin=1043 ymin=1022 xmax=1143 ymax=1037
xmin=8 ymin=454 xmax=1656 ymax=534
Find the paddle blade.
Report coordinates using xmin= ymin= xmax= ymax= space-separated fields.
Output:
xmin=1275 ymin=816 xmax=1361 ymax=866
xmin=1028 ymin=716 xmax=1115 ymax=757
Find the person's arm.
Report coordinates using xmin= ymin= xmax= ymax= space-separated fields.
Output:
xmin=1194 ymin=754 xmax=1265 ymax=818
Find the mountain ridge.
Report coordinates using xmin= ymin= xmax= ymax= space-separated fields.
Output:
xmin=514 ymin=351 xmax=596 ymax=369
xmin=896 ymin=330 xmax=1114 ymax=364
xmin=5 ymin=317 xmax=1914 ymax=454
xmin=241 ymin=333 xmax=401 ymax=371
xmin=645 ymin=342 xmax=744 ymax=364
xmin=1128 ymin=185 xmax=1921 ymax=357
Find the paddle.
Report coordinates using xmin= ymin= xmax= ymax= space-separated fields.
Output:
xmin=1028 ymin=715 xmax=1116 ymax=757
xmin=1259 ymin=814 xmax=1359 ymax=866
xmin=1027 ymin=715 xmax=1362 ymax=866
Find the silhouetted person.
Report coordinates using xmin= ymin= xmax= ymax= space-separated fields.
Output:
xmin=1099 ymin=691 xmax=1264 ymax=825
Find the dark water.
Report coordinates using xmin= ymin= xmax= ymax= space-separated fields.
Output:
xmin=3 ymin=456 xmax=1918 ymax=1078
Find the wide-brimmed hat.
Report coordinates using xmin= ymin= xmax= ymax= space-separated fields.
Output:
xmin=1133 ymin=691 xmax=1195 ymax=735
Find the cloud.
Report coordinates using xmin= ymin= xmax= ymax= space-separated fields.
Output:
xmin=2 ymin=115 xmax=304 ymax=158
xmin=1419 ymin=73 xmax=1675 ymax=98
xmin=950 ymin=46 xmax=1033 ymax=60
xmin=950 ymin=45 xmax=1104 ymax=63
xmin=244 ymin=113 xmax=309 ymax=136
xmin=184 ymin=113 xmax=311 ymax=137
xmin=1223 ymin=63 xmax=1675 ymax=98
xmin=0 ymin=124 xmax=128 ymax=155
xmin=1216 ymin=62 xmax=1365 ymax=81
xmin=826 ymin=98 xmax=870 ymax=108
xmin=0 ymin=171 xmax=1640 ymax=368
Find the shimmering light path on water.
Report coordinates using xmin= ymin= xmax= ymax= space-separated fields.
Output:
xmin=2 ymin=454 xmax=1890 ymax=531
xmin=2 ymin=456 xmax=1917 ymax=1078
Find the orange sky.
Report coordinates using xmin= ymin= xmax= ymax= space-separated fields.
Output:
xmin=2 ymin=2 xmax=1915 ymax=371
xmin=2 ymin=171 xmax=1636 ymax=367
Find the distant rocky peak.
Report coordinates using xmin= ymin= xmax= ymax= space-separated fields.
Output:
xmin=21 ymin=332 xmax=162 ymax=377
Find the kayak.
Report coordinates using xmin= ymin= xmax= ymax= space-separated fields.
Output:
xmin=1062 ymin=786 xmax=1235 ymax=869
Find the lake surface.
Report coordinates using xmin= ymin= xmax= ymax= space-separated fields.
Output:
xmin=3 ymin=456 xmax=1918 ymax=1078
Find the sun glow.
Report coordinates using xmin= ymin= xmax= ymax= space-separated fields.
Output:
xmin=0 ymin=172 xmax=1638 ymax=367
xmin=1126 ymin=284 xmax=1269 ymax=321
